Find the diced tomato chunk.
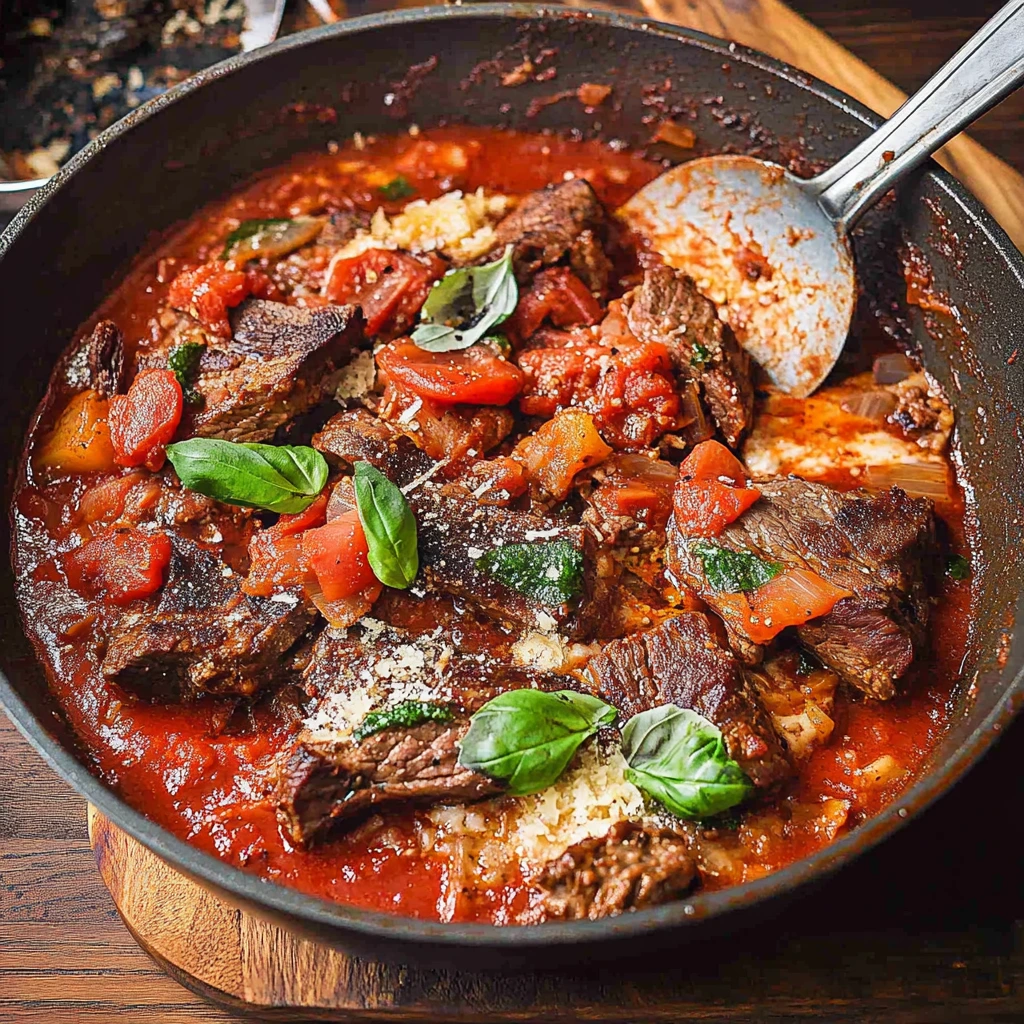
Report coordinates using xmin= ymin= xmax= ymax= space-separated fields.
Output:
xmin=301 ymin=510 xmax=378 ymax=601
xmin=715 ymin=569 xmax=853 ymax=644
xmin=108 ymin=369 xmax=184 ymax=472
xmin=323 ymin=249 xmax=444 ymax=336
xmin=673 ymin=440 xmax=761 ymax=538
xmin=508 ymin=267 xmax=604 ymax=343
xmin=378 ymin=343 xmax=524 ymax=407
xmin=64 ymin=526 xmax=172 ymax=605
xmin=167 ymin=262 xmax=276 ymax=338
xmin=513 ymin=409 xmax=612 ymax=500
xmin=242 ymin=493 xmax=328 ymax=597
xmin=77 ymin=470 xmax=163 ymax=526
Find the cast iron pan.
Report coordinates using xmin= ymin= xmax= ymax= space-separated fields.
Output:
xmin=1 ymin=4 xmax=1023 ymax=971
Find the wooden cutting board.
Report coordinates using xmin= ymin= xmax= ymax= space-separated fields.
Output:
xmin=83 ymin=1 xmax=1024 ymax=1019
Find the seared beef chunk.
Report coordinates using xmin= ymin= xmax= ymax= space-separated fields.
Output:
xmin=84 ymin=320 xmax=126 ymax=398
xmin=276 ymin=628 xmax=556 ymax=843
xmin=313 ymin=408 xmax=435 ymax=487
xmin=667 ymin=481 xmax=936 ymax=699
xmin=314 ymin=410 xmax=609 ymax=636
xmin=585 ymin=613 xmax=790 ymax=787
xmin=531 ymin=821 xmax=696 ymax=922
xmin=102 ymin=535 xmax=315 ymax=700
xmin=622 ymin=264 xmax=754 ymax=447
xmin=185 ymin=299 xmax=366 ymax=442
xmin=489 ymin=179 xmax=608 ymax=288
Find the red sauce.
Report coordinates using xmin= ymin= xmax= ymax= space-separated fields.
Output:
xmin=11 ymin=127 xmax=970 ymax=923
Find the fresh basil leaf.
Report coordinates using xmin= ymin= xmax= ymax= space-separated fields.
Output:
xmin=475 ymin=540 xmax=584 ymax=606
xmin=411 ymin=245 xmax=517 ymax=352
xmin=621 ymin=705 xmax=753 ymax=819
xmin=691 ymin=340 xmax=710 ymax=367
xmin=353 ymin=700 xmax=452 ymax=742
xmin=458 ymin=689 xmax=616 ymax=796
xmin=167 ymin=341 xmax=205 ymax=406
xmin=946 ymin=553 xmax=970 ymax=581
xmin=378 ymin=175 xmax=416 ymax=200
xmin=694 ymin=541 xmax=783 ymax=592
xmin=165 ymin=439 xmax=328 ymax=513
xmin=353 ymin=461 xmax=418 ymax=589
xmin=221 ymin=216 xmax=325 ymax=261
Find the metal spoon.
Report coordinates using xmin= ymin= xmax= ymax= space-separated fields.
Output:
xmin=619 ymin=0 xmax=1024 ymax=397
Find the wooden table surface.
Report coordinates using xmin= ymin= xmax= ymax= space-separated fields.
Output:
xmin=4 ymin=0 xmax=1024 ymax=1021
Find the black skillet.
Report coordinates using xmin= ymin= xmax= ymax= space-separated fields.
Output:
xmin=1 ymin=4 xmax=1023 ymax=971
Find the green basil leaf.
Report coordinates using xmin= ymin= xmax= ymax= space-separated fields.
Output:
xmin=475 ymin=540 xmax=584 ymax=606
xmin=694 ymin=541 xmax=783 ymax=592
xmin=458 ymin=689 xmax=616 ymax=796
xmin=691 ymin=340 xmax=710 ymax=367
xmin=946 ymin=553 xmax=970 ymax=581
xmin=621 ymin=705 xmax=753 ymax=819
xmin=378 ymin=175 xmax=416 ymax=200
xmin=165 ymin=439 xmax=328 ymax=513
xmin=353 ymin=461 xmax=418 ymax=589
xmin=221 ymin=216 xmax=325 ymax=261
xmin=353 ymin=701 xmax=453 ymax=742
xmin=167 ymin=341 xmax=205 ymax=406
xmin=411 ymin=245 xmax=517 ymax=352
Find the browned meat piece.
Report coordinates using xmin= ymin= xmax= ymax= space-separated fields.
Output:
xmin=275 ymin=627 xmax=557 ymax=843
xmin=488 ymin=179 xmax=608 ymax=284
xmin=84 ymin=320 xmax=126 ymax=398
xmin=569 ymin=228 xmax=613 ymax=298
xmin=622 ymin=264 xmax=754 ymax=448
xmin=183 ymin=299 xmax=366 ymax=442
xmin=318 ymin=209 xmax=373 ymax=247
xmin=888 ymin=372 xmax=954 ymax=451
xmin=313 ymin=408 xmax=435 ymax=487
xmin=666 ymin=480 xmax=936 ymax=700
xmin=314 ymin=410 xmax=611 ymax=637
xmin=585 ymin=613 xmax=791 ymax=788
xmin=102 ymin=535 xmax=315 ymax=701
xmin=278 ymin=716 xmax=500 ymax=845
xmin=531 ymin=821 xmax=696 ymax=922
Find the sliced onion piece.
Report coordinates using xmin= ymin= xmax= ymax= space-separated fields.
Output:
xmin=839 ymin=389 xmax=897 ymax=421
xmin=222 ymin=216 xmax=327 ymax=262
xmin=326 ymin=476 xmax=356 ymax=521
xmin=872 ymin=352 xmax=913 ymax=385
xmin=304 ymin=576 xmax=380 ymax=629
xmin=864 ymin=460 xmax=951 ymax=501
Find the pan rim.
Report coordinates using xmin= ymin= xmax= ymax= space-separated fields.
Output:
xmin=2 ymin=1 xmax=1023 ymax=951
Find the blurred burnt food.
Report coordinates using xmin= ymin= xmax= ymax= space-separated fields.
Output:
xmin=0 ymin=0 xmax=243 ymax=181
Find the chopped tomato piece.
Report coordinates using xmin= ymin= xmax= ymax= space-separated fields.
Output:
xmin=323 ymin=249 xmax=444 ymax=335
xmin=589 ymin=455 xmax=678 ymax=529
xmin=519 ymin=339 xmax=680 ymax=449
xmin=242 ymin=493 xmax=328 ymax=597
xmin=378 ymin=343 xmax=524 ymax=407
xmin=108 ymin=369 xmax=184 ymax=471
xmin=508 ymin=267 xmax=603 ymax=342
xmin=77 ymin=470 xmax=161 ymax=526
xmin=674 ymin=440 xmax=761 ymax=538
xmin=34 ymin=390 xmax=116 ymax=476
xmin=64 ymin=526 xmax=172 ymax=605
xmin=301 ymin=510 xmax=378 ymax=601
xmin=167 ymin=262 xmax=276 ymax=338
xmin=460 ymin=457 xmax=529 ymax=506
xmin=715 ymin=568 xmax=853 ymax=644
xmin=513 ymin=408 xmax=612 ymax=500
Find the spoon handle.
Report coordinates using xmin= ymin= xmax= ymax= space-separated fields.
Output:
xmin=811 ymin=0 xmax=1024 ymax=229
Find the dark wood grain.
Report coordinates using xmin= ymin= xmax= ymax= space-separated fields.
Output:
xmin=4 ymin=1 xmax=1024 ymax=1020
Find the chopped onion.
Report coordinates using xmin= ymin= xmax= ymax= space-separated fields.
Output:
xmin=607 ymin=453 xmax=678 ymax=484
xmin=864 ymin=460 xmax=951 ymax=500
xmin=677 ymin=381 xmax=713 ymax=445
xmin=304 ymin=577 xmax=374 ymax=629
xmin=839 ymin=389 xmax=897 ymax=421
xmin=872 ymin=352 xmax=913 ymax=385
xmin=325 ymin=477 xmax=356 ymax=521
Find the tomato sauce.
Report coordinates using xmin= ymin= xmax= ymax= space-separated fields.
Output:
xmin=11 ymin=127 xmax=970 ymax=923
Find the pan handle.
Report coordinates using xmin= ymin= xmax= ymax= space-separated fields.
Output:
xmin=808 ymin=0 xmax=1024 ymax=229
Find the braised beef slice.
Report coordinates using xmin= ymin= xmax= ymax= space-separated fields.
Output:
xmin=531 ymin=821 xmax=696 ymax=922
xmin=101 ymin=535 xmax=315 ymax=701
xmin=622 ymin=264 xmax=754 ymax=447
xmin=313 ymin=408 xmax=435 ymax=487
xmin=315 ymin=410 xmax=609 ymax=637
xmin=84 ymin=320 xmax=126 ymax=398
xmin=488 ymin=179 xmax=609 ymax=290
xmin=185 ymin=299 xmax=367 ymax=442
xmin=667 ymin=480 xmax=936 ymax=699
xmin=585 ymin=612 xmax=790 ymax=788
xmin=275 ymin=629 xmax=556 ymax=843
